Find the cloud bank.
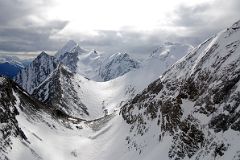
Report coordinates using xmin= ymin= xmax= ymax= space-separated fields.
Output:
xmin=0 ymin=0 xmax=239 ymax=58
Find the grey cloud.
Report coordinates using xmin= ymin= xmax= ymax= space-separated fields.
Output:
xmin=171 ymin=0 xmax=240 ymax=45
xmin=0 ymin=21 xmax=68 ymax=52
xmin=0 ymin=0 xmax=239 ymax=58
xmin=173 ymin=4 xmax=210 ymax=27
xmin=0 ymin=0 xmax=68 ymax=53
xmin=62 ymin=0 xmax=240 ymax=56
xmin=66 ymin=30 xmax=170 ymax=56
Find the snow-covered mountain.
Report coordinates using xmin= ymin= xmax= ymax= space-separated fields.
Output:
xmin=98 ymin=52 xmax=141 ymax=81
xmin=121 ymin=20 xmax=240 ymax=160
xmin=3 ymin=19 xmax=239 ymax=160
xmin=13 ymin=40 xmax=193 ymax=119
xmin=76 ymin=49 xmax=103 ymax=79
xmin=14 ymin=52 xmax=57 ymax=93
xmin=55 ymin=40 xmax=142 ymax=81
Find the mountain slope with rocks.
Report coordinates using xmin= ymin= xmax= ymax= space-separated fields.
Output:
xmin=121 ymin=20 xmax=240 ymax=160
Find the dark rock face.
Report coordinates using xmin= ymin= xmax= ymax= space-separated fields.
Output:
xmin=169 ymin=118 xmax=205 ymax=159
xmin=32 ymin=64 xmax=89 ymax=118
xmin=14 ymin=52 xmax=57 ymax=94
xmin=0 ymin=76 xmax=79 ymax=159
xmin=121 ymin=20 xmax=240 ymax=159
xmin=0 ymin=78 xmax=24 ymax=159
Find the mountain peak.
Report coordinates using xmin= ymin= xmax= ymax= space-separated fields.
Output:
xmin=56 ymin=40 xmax=80 ymax=58
xmin=70 ymin=44 xmax=86 ymax=54
xmin=15 ymin=51 xmax=57 ymax=93
xmin=66 ymin=40 xmax=78 ymax=46
xmin=38 ymin=51 xmax=49 ymax=58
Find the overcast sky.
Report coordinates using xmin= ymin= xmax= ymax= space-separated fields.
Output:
xmin=0 ymin=0 xmax=239 ymax=58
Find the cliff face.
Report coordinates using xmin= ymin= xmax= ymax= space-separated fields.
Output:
xmin=14 ymin=52 xmax=57 ymax=94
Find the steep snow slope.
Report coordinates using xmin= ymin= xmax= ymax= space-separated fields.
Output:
xmin=121 ymin=20 xmax=240 ymax=160
xmin=0 ymin=76 xmax=56 ymax=160
xmin=75 ymin=49 xmax=103 ymax=79
xmin=14 ymin=52 xmax=57 ymax=93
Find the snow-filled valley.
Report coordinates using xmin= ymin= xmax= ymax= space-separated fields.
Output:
xmin=1 ymin=20 xmax=240 ymax=160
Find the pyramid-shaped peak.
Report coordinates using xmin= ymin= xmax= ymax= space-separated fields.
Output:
xmin=37 ymin=51 xmax=51 ymax=59
xmin=70 ymin=44 xmax=86 ymax=53
xmin=55 ymin=40 xmax=79 ymax=58
xmin=40 ymin=51 xmax=48 ymax=55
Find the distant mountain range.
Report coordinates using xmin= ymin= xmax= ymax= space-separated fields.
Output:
xmin=0 ymin=55 xmax=32 ymax=78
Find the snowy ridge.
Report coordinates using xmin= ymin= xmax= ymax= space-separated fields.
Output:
xmin=121 ymin=20 xmax=240 ymax=160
